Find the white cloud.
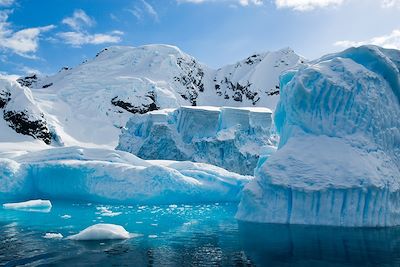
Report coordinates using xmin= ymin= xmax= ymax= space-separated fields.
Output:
xmin=275 ymin=0 xmax=344 ymax=11
xmin=58 ymin=31 xmax=122 ymax=46
xmin=0 ymin=10 xmax=55 ymax=58
xmin=127 ymin=7 xmax=144 ymax=20
xmin=62 ymin=9 xmax=95 ymax=31
xmin=127 ymin=0 xmax=159 ymax=22
xmin=141 ymin=0 xmax=159 ymax=21
xmin=334 ymin=29 xmax=400 ymax=50
xmin=177 ymin=0 xmax=263 ymax=6
xmin=59 ymin=9 xmax=123 ymax=47
xmin=381 ymin=0 xmax=400 ymax=8
xmin=0 ymin=0 xmax=14 ymax=6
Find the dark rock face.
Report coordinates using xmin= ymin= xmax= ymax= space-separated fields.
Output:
xmin=0 ymin=90 xmax=11 ymax=109
xmin=1 ymin=85 xmax=54 ymax=145
xmin=174 ymin=57 xmax=205 ymax=106
xmin=16 ymin=74 xmax=38 ymax=88
xmin=111 ymin=91 xmax=159 ymax=114
xmin=3 ymin=111 xmax=52 ymax=144
xmin=42 ymin=83 xmax=53 ymax=88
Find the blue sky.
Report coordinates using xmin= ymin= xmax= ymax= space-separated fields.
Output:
xmin=0 ymin=0 xmax=400 ymax=76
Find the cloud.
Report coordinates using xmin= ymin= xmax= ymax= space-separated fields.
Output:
xmin=62 ymin=9 xmax=95 ymax=31
xmin=0 ymin=10 xmax=55 ymax=58
xmin=141 ymin=0 xmax=159 ymax=21
xmin=127 ymin=0 xmax=159 ymax=22
xmin=58 ymin=31 xmax=122 ymax=47
xmin=177 ymin=0 xmax=263 ymax=6
xmin=334 ymin=29 xmax=400 ymax=50
xmin=274 ymin=0 xmax=344 ymax=11
xmin=0 ymin=0 xmax=14 ymax=7
xmin=381 ymin=0 xmax=400 ymax=8
xmin=126 ymin=7 xmax=143 ymax=20
xmin=58 ymin=9 xmax=123 ymax=47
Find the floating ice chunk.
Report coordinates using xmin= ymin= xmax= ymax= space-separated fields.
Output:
xmin=67 ymin=224 xmax=133 ymax=241
xmin=61 ymin=214 xmax=71 ymax=219
xmin=3 ymin=199 xmax=52 ymax=212
xmin=96 ymin=206 xmax=122 ymax=217
xmin=43 ymin=233 xmax=63 ymax=239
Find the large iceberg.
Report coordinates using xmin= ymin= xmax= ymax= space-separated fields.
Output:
xmin=236 ymin=46 xmax=400 ymax=227
xmin=0 ymin=146 xmax=251 ymax=204
xmin=117 ymin=106 xmax=276 ymax=175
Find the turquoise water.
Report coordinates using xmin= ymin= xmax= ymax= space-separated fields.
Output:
xmin=1 ymin=201 xmax=400 ymax=266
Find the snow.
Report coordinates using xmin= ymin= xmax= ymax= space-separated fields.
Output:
xmin=236 ymin=45 xmax=400 ymax=227
xmin=118 ymin=106 xmax=276 ymax=175
xmin=43 ymin=233 xmax=63 ymax=239
xmin=0 ymin=146 xmax=251 ymax=204
xmin=67 ymin=224 xmax=131 ymax=241
xmin=2 ymin=44 xmax=302 ymax=148
xmin=3 ymin=199 xmax=52 ymax=211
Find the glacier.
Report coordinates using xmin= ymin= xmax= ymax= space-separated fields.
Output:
xmin=6 ymin=45 xmax=302 ymax=147
xmin=117 ymin=106 xmax=276 ymax=175
xmin=0 ymin=146 xmax=251 ymax=204
xmin=236 ymin=46 xmax=400 ymax=227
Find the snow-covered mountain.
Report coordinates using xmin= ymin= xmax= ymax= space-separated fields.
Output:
xmin=12 ymin=44 xmax=303 ymax=147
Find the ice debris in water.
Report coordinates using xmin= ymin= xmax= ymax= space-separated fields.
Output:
xmin=43 ymin=233 xmax=63 ymax=239
xmin=67 ymin=224 xmax=135 ymax=241
xmin=3 ymin=199 xmax=52 ymax=212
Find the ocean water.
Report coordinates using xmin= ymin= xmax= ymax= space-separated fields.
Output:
xmin=1 ymin=201 xmax=400 ymax=266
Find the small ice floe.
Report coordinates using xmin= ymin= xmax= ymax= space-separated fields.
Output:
xmin=148 ymin=235 xmax=158 ymax=238
xmin=3 ymin=199 xmax=52 ymax=212
xmin=67 ymin=224 xmax=137 ymax=241
xmin=96 ymin=206 xmax=122 ymax=217
xmin=61 ymin=214 xmax=72 ymax=219
xmin=43 ymin=233 xmax=63 ymax=239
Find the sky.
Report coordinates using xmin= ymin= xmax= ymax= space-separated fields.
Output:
xmin=0 ymin=0 xmax=400 ymax=76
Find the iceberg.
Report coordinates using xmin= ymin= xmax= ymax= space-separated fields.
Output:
xmin=236 ymin=46 xmax=400 ymax=227
xmin=67 ymin=224 xmax=132 ymax=241
xmin=0 ymin=146 xmax=251 ymax=204
xmin=3 ymin=199 xmax=52 ymax=212
xmin=117 ymin=106 xmax=276 ymax=175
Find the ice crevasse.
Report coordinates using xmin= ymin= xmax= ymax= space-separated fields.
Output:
xmin=236 ymin=46 xmax=400 ymax=227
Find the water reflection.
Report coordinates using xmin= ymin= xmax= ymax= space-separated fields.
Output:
xmin=2 ymin=203 xmax=400 ymax=266
xmin=238 ymin=222 xmax=400 ymax=266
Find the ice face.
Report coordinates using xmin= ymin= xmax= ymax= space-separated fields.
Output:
xmin=236 ymin=46 xmax=400 ymax=227
xmin=0 ymin=146 xmax=251 ymax=205
xmin=117 ymin=106 xmax=276 ymax=175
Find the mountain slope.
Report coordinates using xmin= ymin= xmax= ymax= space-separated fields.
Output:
xmin=11 ymin=44 xmax=304 ymax=147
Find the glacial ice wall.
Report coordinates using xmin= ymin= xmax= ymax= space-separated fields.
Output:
xmin=117 ymin=106 xmax=276 ymax=175
xmin=236 ymin=46 xmax=400 ymax=227
xmin=0 ymin=147 xmax=251 ymax=204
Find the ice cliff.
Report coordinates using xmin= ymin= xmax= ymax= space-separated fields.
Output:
xmin=236 ymin=46 xmax=400 ymax=227
xmin=117 ymin=106 xmax=276 ymax=175
xmin=0 ymin=146 xmax=251 ymax=204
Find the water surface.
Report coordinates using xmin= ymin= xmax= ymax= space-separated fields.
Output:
xmin=1 ymin=201 xmax=399 ymax=266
